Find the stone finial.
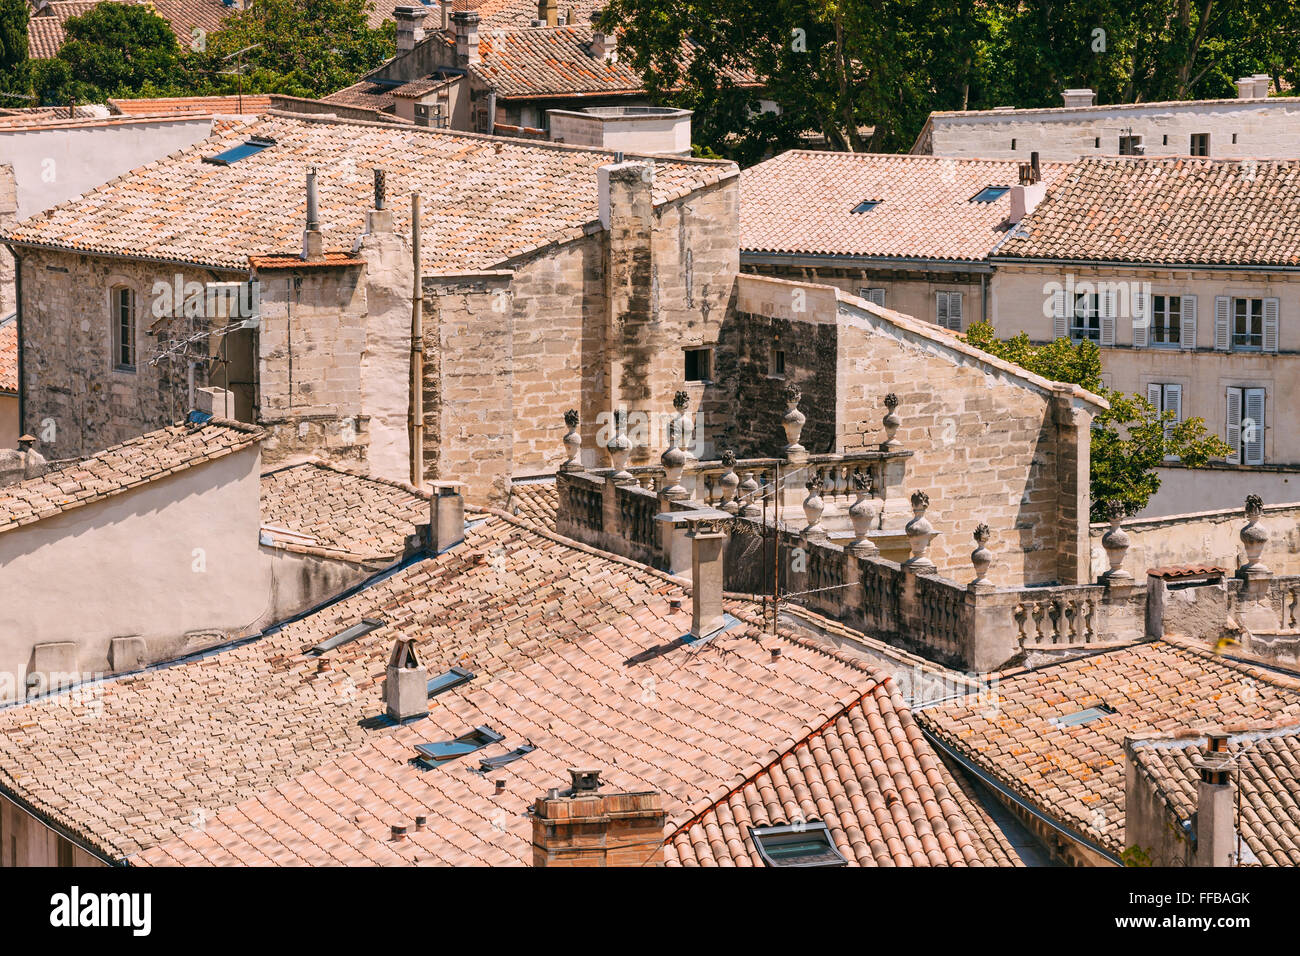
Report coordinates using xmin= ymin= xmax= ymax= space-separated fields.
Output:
xmin=673 ymin=390 xmax=697 ymax=462
xmin=738 ymin=470 xmax=761 ymax=518
xmin=1239 ymin=494 xmax=1271 ymax=579
xmin=660 ymin=418 xmax=688 ymax=499
xmin=848 ymin=470 xmax=878 ymax=556
xmin=719 ymin=450 xmax=740 ymax=515
xmin=969 ymin=523 xmax=994 ymax=592
xmin=560 ymin=408 xmax=582 ymax=471
xmin=373 ymin=167 xmax=387 ymax=210
xmin=902 ymin=490 xmax=936 ymax=572
xmin=1100 ymin=499 xmax=1133 ymax=586
xmin=882 ymin=393 xmax=901 ymax=449
xmin=607 ymin=408 xmax=634 ymax=483
xmin=782 ymin=384 xmax=807 ymax=462
xmin=673 ymin=389 xmax=689 ymax=411
xmin=801 ymin=474 xmax=825 ymax=539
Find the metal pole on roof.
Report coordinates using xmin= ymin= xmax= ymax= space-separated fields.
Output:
xmin=409 ymin=191 xmax=425 ymax=490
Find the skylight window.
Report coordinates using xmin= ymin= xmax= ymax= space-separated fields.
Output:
xmin=970 ymin=185 xmax=1010 ymax=203
xmin=1052 ymin=704 xmax=1116 ymax=728
xmin=308 ymin=618 xmax=383 ymax=655
xmin=749 ymin=823 xmax=848 ymax=867
xmin=427 ymin=666 xmax=475 ymax=698
xmin=203 ymin=137 xmax=276 ymax=166
xmin=478 ymin=743 xmax=536 ymax=771
xmin=414 ymin=726 xmax=504 ymax=770
xmin=850 ymin=199 xmax=881 ymax=214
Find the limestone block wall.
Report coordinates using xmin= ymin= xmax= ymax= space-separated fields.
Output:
xmin=0 ymin=164 xmax=15 ymax=317
xmin=725 ymin=275 xmax=1099 ymax=586
xmin=14 ymin=249 xmax=243 ymax=459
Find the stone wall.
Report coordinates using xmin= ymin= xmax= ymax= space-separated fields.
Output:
xmin=14 ymin=249 xmax=244 ymax=459
xmin=727 ymin=275 xmax=1100 ymax=586
xmin=0 ymin=164 xmax=15 ymax=317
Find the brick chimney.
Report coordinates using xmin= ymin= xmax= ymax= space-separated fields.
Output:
xmin=301 ymin=167 xmax=324 ymax=262
xmin=394 ymin=5 xmax=428 ymax=55
xmin=429 ymin=480 xmax=466 ymax=552
xmin=453 ymin=7 xmax=481 ymax=66
xmin=531 ymin=769 xmax=665 ymax=867
xmin=1194 ymin=731 xmax=1235 ymax=867
xmin=1061 ymin=88 xmax=1095 ymax=108
xmin=384 ymin=636 xmax=427 ymax=720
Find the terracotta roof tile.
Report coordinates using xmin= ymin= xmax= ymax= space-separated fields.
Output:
xmin=259 ymin=459 xmax=431 ymax=562
xmin=2 ymin=112 xmax=737 ymax=272
xmin=108 ymin=96 xmax=273 ymax=117
xmin=28 ymin=0 xmax=233 ymax=60
xmin=995 ymin=156 xmax=1300 ymax=267
xmin=0 ymin=318 xmax=15 ymax=394
xmin=741 ymin=151 xmax=1072 ymax=261
xmin=0 ymin=418 xmax=263 ymax=536
xmin=506 ymin=476 xmax=556 ymax=529
xmin=917 ymin=640 xmax=1300 ymax=858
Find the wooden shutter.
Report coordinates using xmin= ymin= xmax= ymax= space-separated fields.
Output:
xmin=1244 ymin=388 xmax=1266 ymax=465
xmin=1146 ymin=383 xmax=1162 ymax=409
xmin=948 ymin=292 xmax=963 ymax=330
xmin=871 ymin=288 xmax=886 ymax=307
xmin=1132 ymin=289 xmax=1149 ymax=347
xmin=1263 ymin=297 xmax=1280 ymax=352
xmin=1215 ymin=296 xmax=1231 ymax=350
xmin=936 ymin=292 xmax=948 ymax=329
xmin=1163 ymin=384 xmax=1182 ymax=461
xmin=1099 ymin=287 xmax=1117 ymax=345
xmin=1053 ymin=289 xmax=1068 ymax=340
xmin=1225 ymin=387 xmax=1242 ymax=464
xmin=1180 ymin=295 xmax=1197 ymax=350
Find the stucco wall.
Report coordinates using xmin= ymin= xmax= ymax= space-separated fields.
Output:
xmin=0 ymin=395 xmax=16 ymax=448
xmin=0 ymin=794 xmax=107 ymax=867
xmin=1143 ymin=464 xmax=1300 ymax=518
xmin=0 ymin=444 xmax=268 ymax=697
xmin=1090 ymin=501 xmax=1300 ymax=580
xmin=928 ymin=99 xmax=1300 ymax=162
xmin=991 ymin=264 xmax=1300 ymax=465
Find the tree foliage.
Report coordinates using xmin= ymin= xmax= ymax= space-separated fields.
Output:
xmin=964 ymin=321 xmax=1232 ymax=520
xmin=0 ymin=0 xmax=27 ymax=95
xmin=30 ymin=4 xmax=180 ymax=104
xmin=604 ymin=0 xmax=1300 ymax=161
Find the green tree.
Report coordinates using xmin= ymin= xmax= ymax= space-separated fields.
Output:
xmin=0 ymin=0 xmax=27 ymax=95
xmin=31 ymin=4 xmax=180 ymax=104
xmin=185 ymin=0 xmax=395 ymax=100
xmin=964 ymin=321 xmax=1231 ymax=520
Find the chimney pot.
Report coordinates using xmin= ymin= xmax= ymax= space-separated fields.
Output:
xmin=384 ymin=636 xmax=428 ymax=721
xmin=391 ymin=823 xmax=408 ymax=841
xmin=770 ymin=647 xmax=781 ymax=660
xmin=1253 ymin=74 xmax=1270 ymax=99
xmin=568 ymin=768 xmax=602 ymax=793
xmin=1237 ymin=77 xmax=1258 ymax=99
xmin=302 ymin=167 xmax=324 ymax=261
xmin=415 ymin=815 xmax=427 ymax=830
xmin=1061 ymin=88 xmax=1095 ymax=108
xmin=495 ymin=779 xmax=506 ymax=794
xmin=430 ymin=481 xmax=466 ymax=552
xmin=687 ymin=520 xmax=728 ymax=641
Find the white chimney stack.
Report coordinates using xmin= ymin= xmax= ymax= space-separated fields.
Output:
xmin=453 ymin=8 xmax=481 ymax=66
xmin=301 ymin=167 xmax=324 ymax=262
xmin=1253 ymin=74 xmax=1270 ymax=99
xmin=1236 ymin=77 xmax=1258 ymax=99
xmin=1061 ymin=88 xmax=1095 ymax=108
xmin=1194 ymin=732 xmax=1236 ymax=867
xmin=384 ymin=637 xmax=427 ymax=721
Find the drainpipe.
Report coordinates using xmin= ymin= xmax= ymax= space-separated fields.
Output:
xmin=13 ymin=248 xmax=23 ymax=436
xmin=409 ymin=192 xmax=424 ymax=489
xmin=488 ymin=90 xmax=497 ymax=133
xmin=981 ymin=272 xmax=988 ymax=327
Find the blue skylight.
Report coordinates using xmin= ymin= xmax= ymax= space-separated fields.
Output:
xmin=850 ymin=199 xmax=881 ymax=214
xmin=427 ymin=666 xmax=475 ymax=698
xmin=970 ymin=185 xmax=1011 ymax=203
xmin=414 ymin=726 xmax=504 ymax=770
xmin=203 ymin=137 xmax=276 ymax=166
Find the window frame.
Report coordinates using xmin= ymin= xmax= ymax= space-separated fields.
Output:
xmin=1150 ymin=294 xmax=1182 ymax=348
xmin=684 ymin=347 xmax=713 ymax=383
xmin=1118 ymin=134 xmax=1143 ymax=155
xmin=1069 ymin=292 xmax=1101 ymax=342
xmin=1232 ymin=297 xmax=1265 ymax=351
xmin=749 ymin=822 xmax=848 ymax=868
xmin=111 ymin=285 xmax=137 ymax=372
xmin=1190 ymin=132 xmax=1210 ymax=157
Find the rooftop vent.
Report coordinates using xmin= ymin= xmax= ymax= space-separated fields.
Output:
xmin=426 ymin=665 xmax=474 ymax=698
xmin=569 ymin=768 xmax=602 ymax=793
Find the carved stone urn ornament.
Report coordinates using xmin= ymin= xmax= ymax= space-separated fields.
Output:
xmin=560 ymin=408 xmax=581 ymax=471
xmin=719 ymin=450 xmax=740 ymax=514
xmin=782 ymin=384 xmax=807 ymax=461
xmin=608 ymin=408 xmax=634 ymax=483
xmin=738 ymin=470 xmax=761 ymax=518
xmin=881 ymin=393 xmax=902 ymax=449
xmin=1240 ymin=494 xmax=1271 ymax=577
xmin=848 ymin=471 xmax=879 ymax=555
xmin=903 ymin=490 xmax=936 ymax=572
xmin=1100 ymin=499 xmax=1133 ymax=584
xmin=970 ymin=522 xmax=994 ymax=591
xmin=660 ymin=418 xmax=688 ymax=499
xmin=802 ymin=474 xmax=825 ymax=538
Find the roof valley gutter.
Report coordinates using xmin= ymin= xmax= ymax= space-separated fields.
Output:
xmin=919 ymin=725 xmax=1125 ymax=866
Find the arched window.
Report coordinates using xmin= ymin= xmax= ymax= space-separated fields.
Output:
xmin=111 ymin=286 xmax=136 ymax=371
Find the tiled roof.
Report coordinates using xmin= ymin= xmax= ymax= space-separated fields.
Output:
xmin=3 ymin=112 xmax=736 ymax=272
xmin=0 ymin=418 xmax=263 ymax=536
xmin=741 ymin=151 xmax=1072 ymax=262
xmin=108 ymin=96 xmax=274 ymax=117
xmin=0 ymin=507 xmax=1010 ymax=866
xmin=259 ymin=459 xmax=431 ymax=562
xmin=475 ymin=0 xmax=603 ymax=31
xmin=320 ymin=79 xmax=399 ymax=112
xmin=506 ymin=476 xmax=556 ymax=529
xmin=0 ymin=318 xmax=16 ymax=394
xmin=995 ymin=157 xmax=1300 ymax=267
xmin=665 ymin=685 xmax=1020 ymax=866
xmin=1129 ymin=722 xmax=1300 ymax=866
xmin=28 ymin=0 xmax=233 ymax=60
xmin=917 ymin=639 xmax=1300 ymax=858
